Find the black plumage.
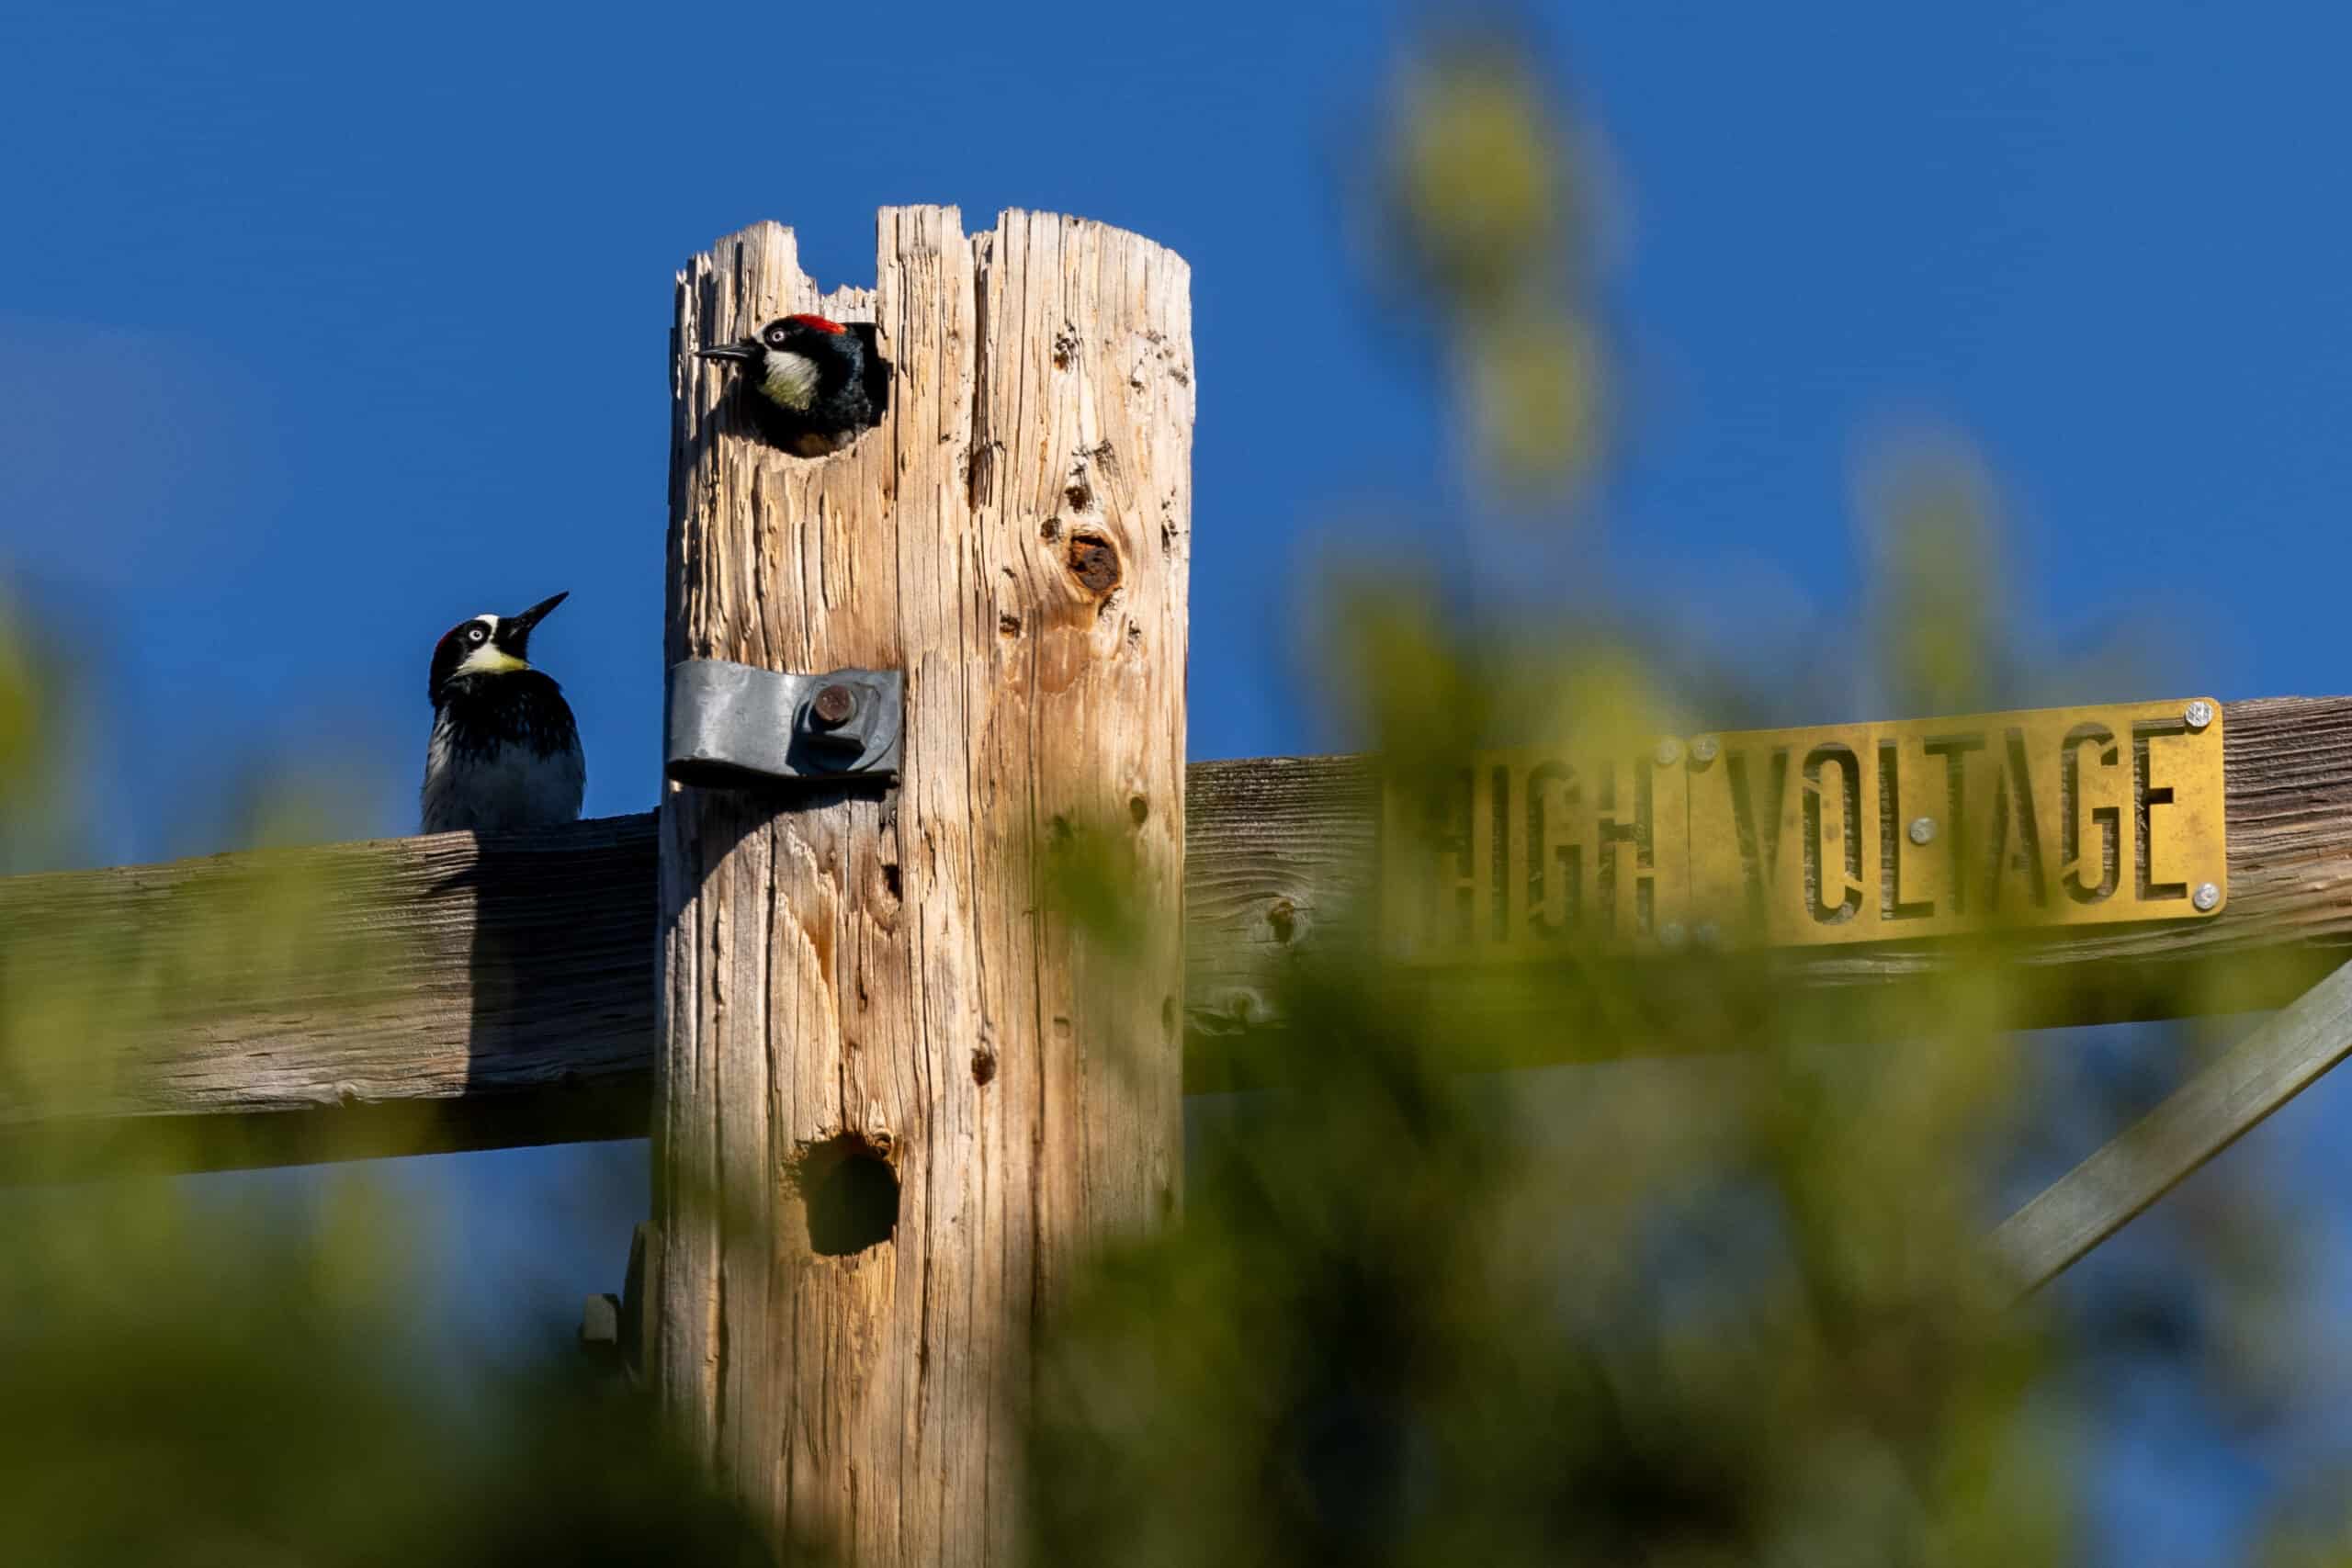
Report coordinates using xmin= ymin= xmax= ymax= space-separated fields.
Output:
xmin=421 ymin=592 xmax=585 ymax=834
xmin=696 ymin=313 xmax=889 ymax=457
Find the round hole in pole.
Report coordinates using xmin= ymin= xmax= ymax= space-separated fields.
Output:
xmin=793 ymin=1133 xmax=900 ymax=1258
xmin=710 ymin=321 xmax=892 ymax=459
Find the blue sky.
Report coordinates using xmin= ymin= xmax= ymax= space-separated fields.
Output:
xmin=8 ymin=0 xmax=2352 ymax=1558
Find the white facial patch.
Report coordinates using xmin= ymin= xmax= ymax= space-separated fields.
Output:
xmin=457 ymin=615 xmax=529 ymax=675
xmin=761 ymin=348 xmax=820 ymax=412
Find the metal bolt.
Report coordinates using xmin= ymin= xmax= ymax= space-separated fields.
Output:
xmin=1690 ymin=735 xmax=1720 ymax=764
xmin=811 ymin=683 xmax=857 ymax=728
xmin=2193 ymin=882 xmax=2221 ymax=912
xmin=1908 ymin=817 xmax=1937 ymax=846
xmin=1655 ymin=738 xmax=1682 ymax=768
xmin=1658 ymin=920 xmax=1688 ymax=950
xmin=2185 ymin=700 xmax=2214 ymax=732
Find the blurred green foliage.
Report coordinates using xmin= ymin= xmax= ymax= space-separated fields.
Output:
xmin=1026 ymin=23 xmax=2315 ymax=1568
xmin=0 ymin=608 xmax=775 ymax=1564
xmin=0 ymin=1177 xmax=771 ymax=1566
xmin=1378 ymin=36 xmax=1605 ymax=501
xmin=0 ymin=20 xmax=2333 ymax=1568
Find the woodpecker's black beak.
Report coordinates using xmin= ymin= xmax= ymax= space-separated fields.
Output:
xmin=494 ymin=592 xmax=567 ymax=659
xmin=508 ymin=592 xmax=568 ymax=637
xmin=695 ymin=340 xmax=761 ymax=365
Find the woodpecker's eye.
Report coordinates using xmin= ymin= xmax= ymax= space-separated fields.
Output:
xmin=468 ymin=626 xmax=488 ymax=644
xmin=765 ymin=324 xmax=789 ymax=347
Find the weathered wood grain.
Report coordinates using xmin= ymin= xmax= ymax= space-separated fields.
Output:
xmin=4 ymin=699 xmax=2350 ymax=1171
xmin=1182 ymin=753 xmax=1377 ymax=1034
xmin=0 ymin=818 xmax=655 ymax=1177
xmin=653 ymin=209 xmax=1191 ymax=1563
xmin=1991 ymin=956 xmax=2352 ymax=1297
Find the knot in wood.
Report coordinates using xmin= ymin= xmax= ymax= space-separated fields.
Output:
xmin=1266 ymin=897 xmax=1297 ymax=945
xmin=1067 ymin=535 xmax=1120 ymax=595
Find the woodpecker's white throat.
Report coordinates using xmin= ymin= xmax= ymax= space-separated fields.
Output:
xmin=452 ymin=615 xmax=532 ymax=676
xmin=761 ymin=349 xmax=820 ymax=411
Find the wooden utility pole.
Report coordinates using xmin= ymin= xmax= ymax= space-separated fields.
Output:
xmin=653 ymin=208 xmax=1193 ymax=1562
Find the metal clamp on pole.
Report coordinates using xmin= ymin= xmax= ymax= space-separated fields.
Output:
xmin=664 ymin=660 xmax=905 ymax=789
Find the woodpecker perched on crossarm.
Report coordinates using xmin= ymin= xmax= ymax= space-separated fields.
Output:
xmin=697 ymin=314 xmax=889 ymax=457
xmin=421 ymin=592 xmax=585 ymax=834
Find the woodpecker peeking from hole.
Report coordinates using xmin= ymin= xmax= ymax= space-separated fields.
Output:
xmin=697 ymin=314 xmax=888 ymax=457
xmin=421 ymin=592 xmax=584 ymax=835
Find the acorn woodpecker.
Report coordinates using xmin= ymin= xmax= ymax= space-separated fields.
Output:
xmin=421 ymin=592 xmax=585 ymax=835
xmin=696 ymin=314 xmax=889 ymax=457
